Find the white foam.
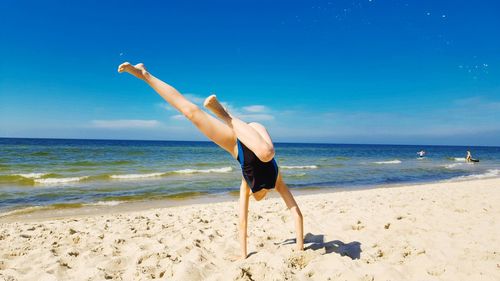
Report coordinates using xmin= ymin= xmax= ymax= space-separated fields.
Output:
xmin=109 ymin=167 xmax=233 ymax=179
xmin=281 ymin=165 xmax=318 ymax=169
xmin=444 ymin=163 xmax=464 ymax=169
xmin=85 ymin=201 xmax=123 ymax=207
xmin=34 ymin=176 xmax=88 ymax=184
xmin=448 ymin=169 xmax=500 ymax=181
xmin=110 ymin=172 xmax=165 ymax=179
xmin=174 ymin=167 xmax=233 ymax=174
xmin=453 ymin=157 xmax=466 ymax=162
xmin=373 ymin=160 xmax=402 ymax=164
xmin=15 ymin=173 xmax=48 ymax=179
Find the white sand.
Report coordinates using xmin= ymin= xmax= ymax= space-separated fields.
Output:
xmin=0 ymin=178 xmax=499 ymax=281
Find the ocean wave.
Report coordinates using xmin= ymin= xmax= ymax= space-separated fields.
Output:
xmin=84 ymin=201 xmax=123 ymax=207
xmin=110 ymin=172 xmax=165 ymax=179
xmin=34 ymin=176 xmax=89 ymax=184
xmin=0 ymin=173 xmax=54 ymax=185
xmin=373 ymin=160 xmax=402 ymax=164
xmin=444 ymin=163 xmax=475 ymax=169
xmin=1 ymin=166 xmax=235 ymax=185
xmin=448 ymin=169 xmax=500 ymax=181
xmin=109 ymin=167 xmax=233 ymax=179
xmin=63 ymin=160 xmax=135 ymax=167
xmin=444 ymin=161 xmax=477 ymax=169
xmin=15 ymin=173 xmax=48 ymax=179
xmin=449 ymin=157 xmax=466 ymax=162
xmin=280 ymin=165 xmax=318 ymax=169
xmin=174 ymin=167 xmax=233 ymax=174
xmin=289 ymin=172 xmax=307 ymax=177
xmin=334 ymin=156 xmax=350 ymax=160
xmin=444 ymin=163 xmax=464 ymax=169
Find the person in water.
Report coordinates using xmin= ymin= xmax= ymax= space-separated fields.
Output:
xmin=118 ymin=62 xmax=304 ymax=259
xmin=466 ymin=150 xmax=472 ymax=162
xmin=417 ymin=150 xmax=426 ymax=157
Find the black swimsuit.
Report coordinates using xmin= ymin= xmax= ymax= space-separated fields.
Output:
xmin=236 ymin=139 xmax=279 ymax=193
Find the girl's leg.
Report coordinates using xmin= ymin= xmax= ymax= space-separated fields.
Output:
xmin=204 ymin=95 xmax=275 ymax=162
xmin=275 ymin=174 xmax=304 ymax=251
xmin=118 ymin=63 xmax=237 ymax=156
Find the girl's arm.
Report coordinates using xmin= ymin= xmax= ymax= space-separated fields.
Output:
xmin=275 ymin=174 xmax=304 ymax=251
xmin=238 ymin=178 xmax=251 ymax=259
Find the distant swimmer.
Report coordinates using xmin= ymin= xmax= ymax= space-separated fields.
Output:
xmin=466 ymin=151 xmax=471 ymax=162
xmin=417 ymin=150 xmax=426 ymax=158
xmin=466 ymin=150 xmax=479 ymax=163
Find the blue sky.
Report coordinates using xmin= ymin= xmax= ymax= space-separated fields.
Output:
xmin=1 ymin=0 xmax=499 ymax=145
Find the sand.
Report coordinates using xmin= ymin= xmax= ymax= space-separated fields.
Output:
xmin=0 ymin=178 xmax=499 ymax=281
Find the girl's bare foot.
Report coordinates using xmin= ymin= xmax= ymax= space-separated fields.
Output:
xmin=204 ymin=95 xmax=231 ymax=121
xmin=117 ymin=62 xmax=150 ymax=80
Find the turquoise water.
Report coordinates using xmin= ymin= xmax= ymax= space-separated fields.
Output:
xmin=1 ymin=138 xmax=499 ymax=214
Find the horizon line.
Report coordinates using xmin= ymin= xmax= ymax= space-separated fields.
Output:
xmin=0 ymin=136 xmax=497 ymax=148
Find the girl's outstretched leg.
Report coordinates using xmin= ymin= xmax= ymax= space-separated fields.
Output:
xmin=204 ymin=95 xmax=275 ymax=162
xmin=118 ymin=62 xmax=237 ymax=156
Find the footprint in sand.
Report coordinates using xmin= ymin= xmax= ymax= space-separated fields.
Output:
xmin=427 ymin=264 xmax=446 ymax=276
xmin=376 ymin=249 xmax=384 ymax=258
xmin=360 ymin=274 xmax=375 ymax=281
xmin=67 ymin=250 xmax=79 ymax=257
xmin=103 ymin=271 xmax=120 ymax=280
xmin=58 ymin=257 xmax=72 ymax=269
xmin=351 ymin=220 xmax=365 ymax=230
xmin=361 ymin=247 xmax=384 ymax=264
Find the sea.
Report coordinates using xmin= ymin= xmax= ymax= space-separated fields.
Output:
xmin=1 ymin=138 xmax=499 ymax=216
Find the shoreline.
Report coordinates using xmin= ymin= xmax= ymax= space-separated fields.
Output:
xmin=1 ymin=176 xmax=499 ymax=223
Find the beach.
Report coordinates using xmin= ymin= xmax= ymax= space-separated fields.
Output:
xmin=1 ymin=177 xmax=498 ymax=281
xmin=3 ymin=0 xmax=500 ymax=280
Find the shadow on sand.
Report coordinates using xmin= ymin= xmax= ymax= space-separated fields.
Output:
xmin=276 ymin=233 xmax=362 ymax=260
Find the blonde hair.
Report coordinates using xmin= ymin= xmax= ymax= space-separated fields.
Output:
xmin=253 ymin=189 xmax=268 ymax=201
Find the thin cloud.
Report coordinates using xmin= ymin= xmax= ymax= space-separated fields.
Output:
xmin=239 ymin=114 xmax=275 ymax=121
xmin=90 ymin=119 xmax=161 ymax=129
xmin=170 ymin=114 xmax=185 ymax=120
xmin=453 ymin=96 xmax=500 ymax=110
xmin=156 ymin=96 xmax=276 ymax=123
xmin=185 ymin=94 xmax=205 ymax=105
xmin=221 ymin=102 xmax=275 ymax=122
xmin=156 ymin=102 xmax=174 ymax=111
xmin=243 ymin=105 xmax=268 ymax=113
